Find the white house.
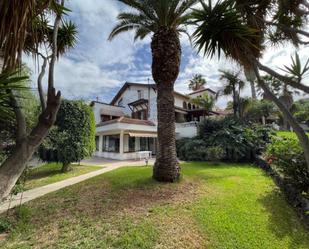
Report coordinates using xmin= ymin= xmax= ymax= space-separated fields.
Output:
xmin=91 ymin=82 xmax=220 ymax=160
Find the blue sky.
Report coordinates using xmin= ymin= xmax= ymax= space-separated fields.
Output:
xmin=25 ymin=0 xmax=309 ymax=108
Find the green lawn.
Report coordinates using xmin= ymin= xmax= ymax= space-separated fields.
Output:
xmin=23 ymin=163 xmax=102 ymax=190
xmin=1 ymin=162 xmax=309 ymax=249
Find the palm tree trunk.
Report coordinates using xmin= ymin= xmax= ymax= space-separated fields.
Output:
xmin=253 ymin=65 xmax=309 ymax=171
xmin=151 ymin=27 xmax=181 ymax=182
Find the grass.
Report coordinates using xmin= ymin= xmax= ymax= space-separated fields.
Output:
xmin=1 ymin=162 xmax=309 ymax=249
xmin=23 ymin=163 xmax=102 ymax=190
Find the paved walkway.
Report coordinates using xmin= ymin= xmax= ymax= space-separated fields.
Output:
xmin=0 ymin=158 xmax=154 ymax=214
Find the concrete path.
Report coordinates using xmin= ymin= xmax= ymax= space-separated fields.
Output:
xmin=0 ymin=159 xmax=154 ymax=214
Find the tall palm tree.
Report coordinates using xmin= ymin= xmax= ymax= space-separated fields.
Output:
xmin=219 ymin=70 xmax=245 ymax=118
xmin=109 ymin=0 xmax=197 ymax=182
xmin=191 ymin=0 xmax=309 ymax=171
xmin=189 ymin=74 xmax=206 ymax=91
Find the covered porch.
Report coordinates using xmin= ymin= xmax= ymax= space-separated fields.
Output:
xmin=94 ymin=117 xmax=157 ymax=160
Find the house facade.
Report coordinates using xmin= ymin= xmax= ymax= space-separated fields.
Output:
xmin=91 ymin=82 xmax=219 ymax=160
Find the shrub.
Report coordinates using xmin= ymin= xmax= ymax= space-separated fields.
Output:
xmin=178 ymin=117 xmax=272 ymax=163
xmin=39 ymin=100 xmax=96 ymax=172
xmin=177 ymin=139 xmax=208 ymax=161
xmin=205 ymin=146 xmax=225 ymax=162
xmin=266 ymin=134 xmax=309 ymax=192
xmin=0 ymin=217 xmax=11 ymax=233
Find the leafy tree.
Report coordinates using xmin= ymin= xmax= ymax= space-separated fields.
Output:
xmin=191 ymin=92 xmax=215 ymax=117
xmin=39 ymin=100 xmax=96 ymax=172
xmin=109 ymin=0 xmax=198 ymax=182
xmin=191 ymin=0 xmax=309 ymax=171
xmin=189 ymin=74 xmax=207 ymax=91
xmin=293 ymin=99 xmax=309 ymax=126
xmin=243 ymin=100 xmax=278 ymax=124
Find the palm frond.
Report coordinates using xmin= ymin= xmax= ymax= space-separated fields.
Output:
xmin=0 ymin=71 xmax=29 ymax=121
xmin=110 ymin=0 xmax=196 ymax=41
xmin=191 ymin=0 xmax=261 ymax=67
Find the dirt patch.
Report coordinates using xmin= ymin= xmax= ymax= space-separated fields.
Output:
xmin=0 ymin=233 xmax=8 ymax=241
xmin=154 ymin=214 xmax=208 ymax=249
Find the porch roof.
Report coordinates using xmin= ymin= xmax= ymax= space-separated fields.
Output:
xmin=96 ymin=117 xmax=155 ymax=127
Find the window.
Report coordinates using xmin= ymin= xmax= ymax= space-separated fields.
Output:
xmin=102 ymin=135 xmax=120 ymax=152
xmin=137 ymin=90 xmax=144 ymax=99
xmin=188 ymin=103 xmax=192 ymax=110
xmin=95 ymin=136 xmax=99 ymax=151
xmin=118 ymin=98 xmax=123 ymax=106
xmin=140 ymin=137 xmax=149 ymax=151
xmin=124 ymin=135 xmax=136 ymax=152
xmin=183 ymin=101 xmax=187 ymax=109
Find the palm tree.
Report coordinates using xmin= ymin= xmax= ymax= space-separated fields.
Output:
xmin=219 ymin=70 xmax=245 ymax=118
xmin=109 ymin=0 xmax=197 ymax=182
xmin=189 ymin=74 xmax=206 ymax=91
xmin=191 ymin=0 xmax=309 ymax=171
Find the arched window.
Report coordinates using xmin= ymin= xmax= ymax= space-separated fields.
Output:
xmin=193 ymin=104 xmax=196 ymax=110
xmin=183 ymin=101 xmax=187 ymax=109
xmin=188 ymin=103 xmax=192 ymax=110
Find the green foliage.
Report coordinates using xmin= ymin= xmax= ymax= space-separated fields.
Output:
xmin=109 ymin=0 xmax=197 ymax=41
xmin=293 ymin=99 xmax=309 ymax=125
xmin=266 ymin=133 xmax=309 ymax=192
xmin=0 ymin=217 xmax=11 ymax=233
xmin=177 ymin=138 xmax=208 ymax=161
xmin=244 ymin=100 xmax=278 ymax=123
xmin=39 ymin=100 xmax=96 ymax=168
xmin=205 ymin=146 xmax=225 ymax=162
xmin=280 ymin=53 xmax=309 ymax=83
xmin=191 ymin=92 xmax=215 ymax=113
xmin=178 ymin=117 xmax=272 ymax=162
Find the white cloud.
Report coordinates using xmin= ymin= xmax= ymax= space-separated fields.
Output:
xmin=23 ymin=0 xmax=309 ymax=109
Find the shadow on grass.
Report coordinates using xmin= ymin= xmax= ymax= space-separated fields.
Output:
xmin=26 ymin=168 xmax=63 ymax=181
xmin=258 ymin=189 xmax=309 ymax=248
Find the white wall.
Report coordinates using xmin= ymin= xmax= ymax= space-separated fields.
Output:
xmin=92 ymin=102 xmax=124 ymax=125
xmin=113 ymin=85 xmax=158 ymax=122
xmin=189 ymin=89 xmax=216 ymax=99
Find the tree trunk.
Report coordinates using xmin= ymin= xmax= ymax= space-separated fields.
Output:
xmin=61 ymin=163 xmax=71 ymax=173
xmin=0 ymin=91 xmax=60 ymax=201
xmin=250 ymin=80 xmax=257 ymax=99
xmin=151 ymin=27 xmax=181 ymax=182
xmin=253 ymin=65 xmax=309 ymax=171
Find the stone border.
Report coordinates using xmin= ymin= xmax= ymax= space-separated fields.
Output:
xmin=255 ymin=156 xmax=309 ymax=229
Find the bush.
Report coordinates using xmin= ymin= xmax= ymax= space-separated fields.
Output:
xmin=0 ymin=217 xmax=11 ymax=233
xmin=205 ymin=146 xmax=225 ymax=162
xmin=39 ymin=100 xmax=96 ymax=172
xmin=177 ymin=139 xmax=208 ymax=161
xmin=177 ymin=117 xmax=272 ymax=163
xmin=266 ymin=134 xmax=309 ymax=192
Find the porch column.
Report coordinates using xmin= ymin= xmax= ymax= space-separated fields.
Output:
xmin=120 ymin=131 xmax=124 ymax=154
xmin=99 ymin=135 xmax=103 ymax=152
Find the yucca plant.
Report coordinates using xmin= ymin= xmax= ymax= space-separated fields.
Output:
xmin=109 ymin=0 xmax=198 ymax=182
xmin=0 ymin=71 xmax=28 ymax=121
xmin=191 ymin=0 xmax=309 ymax=170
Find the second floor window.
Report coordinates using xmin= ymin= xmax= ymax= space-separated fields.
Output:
xmin=137 ymin=90 xmax=144 ymax=99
